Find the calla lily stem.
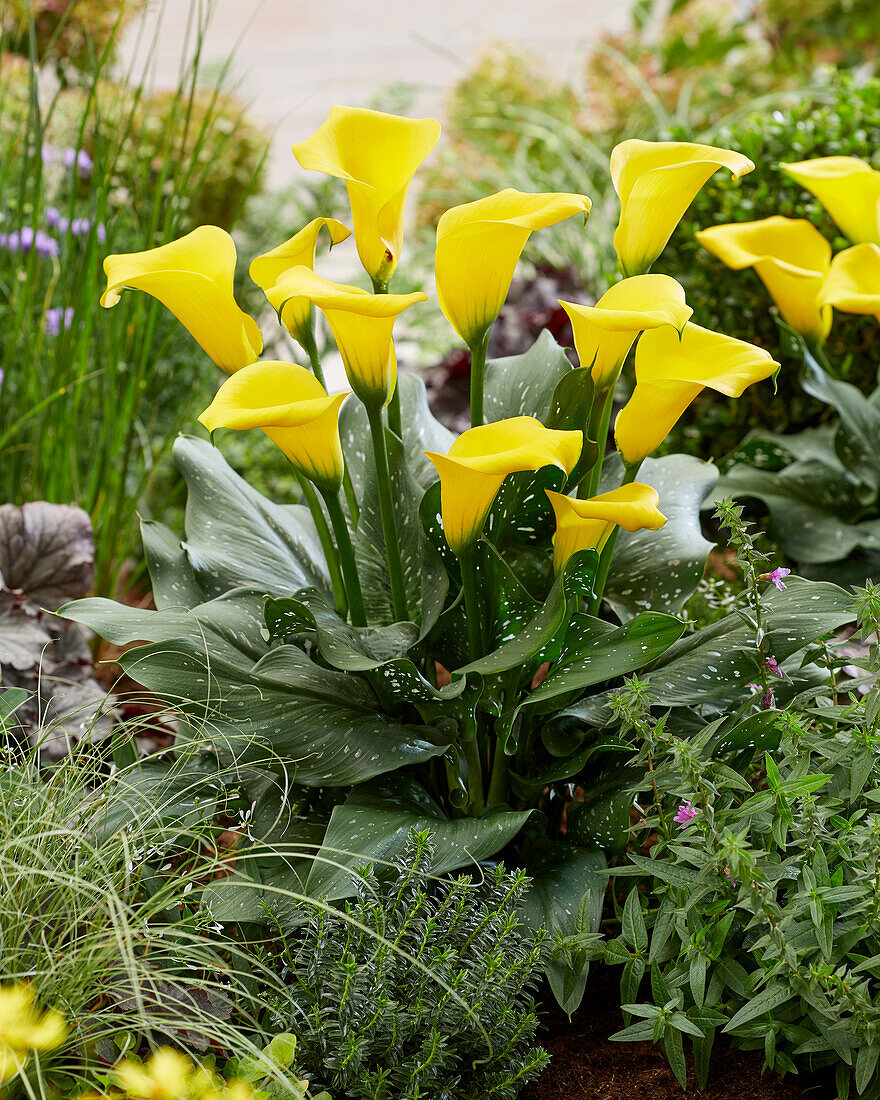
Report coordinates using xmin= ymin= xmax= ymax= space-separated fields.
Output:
xmin=458 ymin=549 xmax=484 ymax=661
xmin=296 ymin=472 xmax=348 ymax=619
xmin=469 ymin=330 xmax=491 ymax=427
xmin=365 ymin=402 xmax=410 ymax=622
xmin=321 ymin=489 xmax=367 ymax=627
xmin=589 ymin=460 xmax=642 ymax=615
xmin=371 ymin=274 xmax=404 ymax=442
xmin=581 ymin=388 xmax=614 ymax=499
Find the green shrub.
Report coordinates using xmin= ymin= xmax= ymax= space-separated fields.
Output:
xmin=0 ymin=0 xmax=148 ymax=73
xmin=265 ymin=830 xmax=549 ymax=1100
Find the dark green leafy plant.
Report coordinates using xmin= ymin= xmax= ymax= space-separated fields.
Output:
xmin=265 ymin=829 xmax=548 ymax=1100
xmin=584 ymin=574 xmax=880 ymax=1097
xmin=716 ymin=347 xmax=880 ymax=585
xmin=663 ymin=73 xmax=880 ymax=455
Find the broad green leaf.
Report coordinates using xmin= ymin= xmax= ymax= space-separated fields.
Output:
xmin=644 ymin=577 xmax=854 ymax=709
xmin=723 ymin=984 xmax=793 ymax=1031
xmin=173 ymin=435 xmax=329 ymax=598
xmin=305 ymin=773 xmax=532 ymax=901
xmin=483 ymin=329 xmax=574 ymax=423
xmin=0 ymin=687 xmax=30 ymax=721
xmin=118 ymin=641 xmax=445 ymax=786
xmin=524 ymin=611 xmax=685 ymax=711
xmin=518 ymin=836 xmax=608 ymax=1014
xmin=63 ymin=587 xmax=271 ymax=665
xmin=801 ymin=353 xmax=880 ymax=493
xmin=141 ymin=519 xmax=204 ymax=610
xmin=605 ymin=454 xmax=718 ymax=620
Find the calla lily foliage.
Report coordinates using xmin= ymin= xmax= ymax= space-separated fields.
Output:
xmin=75 ymin=108 xmax=851 ymax=1020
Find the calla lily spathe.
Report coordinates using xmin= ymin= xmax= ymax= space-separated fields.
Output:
xmin=781 ymin=156 xmax=880 ymax=246
xmin=559 ymin=275 xmax=692 ymax=394
xmin=435 ymin=189 xmax=591 ymax=347
xmin=424 ymin=417 xmax=582 ymax=555
xmin=198 ymin=360 xmax=347 ymax=491
xmin=0 ymin=983 xmax=66 ymax=1084
xmin=546 ymin=485 xmax=666 ymax=572
xmin=292 ymin=106 xmax=440 ymax=285
xmin=249 ymin=217 xmax=351 ymax=346
xmin=611 ymin=139 xmax=755 ymax=277
xmin=615 ymin=323 xmax=778 ymax=466
xmin=696 ymin=216 xmax=832 ymax=341
xmin=265 ymin=267 xmax=426 ymax=407
xmin=101 ymin=226 xmax=262 ymax=373
xmin=820 ymin=243 xmax=880 ymax=322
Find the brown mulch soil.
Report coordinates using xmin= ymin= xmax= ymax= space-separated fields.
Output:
xmin=522 ymin=969 xmax=810 ymax=1100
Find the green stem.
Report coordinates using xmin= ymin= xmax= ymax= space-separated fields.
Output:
xmin=469 ymin=330 xmax=491 ymax=428
xmin=296 ymin=472 xmax=347 ymax=618
xmin=303 ymin=326 xmax=360 ymax=526
xmin=300 ymin=324 xmax=327 ymax=390
xmin=462 ymin=732 xmax=485 ymax=816
xmin=487 ymin=745 xmax=509 ymax=806
xmin=580 ymin=387 xmax=614 ymax=499
xmin=365 ymin=401 xmax=409 ymax=622
xmin=589 ymin=460 xmax=641 ymax=615
xmin=321 ymin=489 xmax=367 ymax=626
xmin=458 ymin=550 xmax=484 ymax=660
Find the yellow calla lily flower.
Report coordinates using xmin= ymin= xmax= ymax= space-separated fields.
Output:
xmin=434 ymin=188 xmax=591 ymax=348
xmin=0 ymin=983 xmax=66 ymax=1084
xmin=424 ymin=416 xmax=582 ymax=556
xmin=546 ymin=485 xmax=666 ymax=572
xmin=265 ymin=267 xmax=426 ymax=408
xmin=696 ymin=216 xmax=832 ymax=341
xmin=611 ymin=139 xmax=755 ymax=277
xmin=199 ymin=360 xmax=347 ymax=491
xmin=559 ymin=275 xmax=692 ymax=394
xmin=292 ymin=106 xmax=440 ymax=285
xmin=615 ymin=323 xmax=778 ymax=466
xmin=101 ymin=226 xmax=262 ymax=374
xmin=781 ymin=156 xmax=880 ymax=246
xmin=249 ymin=217 xmax=351 ymax=346
xmin=820 ymin=243 xmax=880 ymax=322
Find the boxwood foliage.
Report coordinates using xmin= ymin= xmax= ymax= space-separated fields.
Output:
xmin=660 ymin=73 xmax=880 ymax=457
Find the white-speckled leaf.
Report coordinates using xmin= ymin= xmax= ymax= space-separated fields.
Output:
xmin=605 ymin=454 xmax=718 ymax=621
xmin=305 ymin=772 xmax=531 ymax=901
xmin=119 ymin=640 xmax=444 ymax=786
xmin=483 ymin=329 xmax=573 ymax=423
xmin=141 ymin=519 xmax=204 ymax=610
xmin=173 ymin=435 xmax=329 ymax=598
xmin=644 ymin=577 xmax=854 ymax=708
xmin=519 ymin=839 xmax=607 ymax=1014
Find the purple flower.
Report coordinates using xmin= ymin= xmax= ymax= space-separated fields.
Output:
xmin=673 ymin=801 xmax=698 ymax=828
xmin=769 ymin=567 xmax=791 ymax=590
xmin=96 ymin=223 xmax=106 ymax=243
xmin=70 ymin=218 xmax=91 ymax=236
xmin=62 ymin=148 xmax=92 ymax=177
xmin=45 ymin=206 xmax=69 ymax=233
xmin=765 ymin=656 xmax=783 ymax=679
xmin=44 ymin=306 xmax=75 ymax=336
xmin=41 ymin=145 xmax=59 ymax=165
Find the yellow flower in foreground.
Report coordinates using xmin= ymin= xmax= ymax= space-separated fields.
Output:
xmin=424 ymin=417 xmax=582 ymax=555
xmin=265 ymin=267 xmax=425 ymax=407
xmin=0 ymin=982 xmax=66 ymax=1084
xmin=781 ymin=156 xmax=880 ymax=245
xmin=615 ymin=323 xmax=777 ymax=466
xmin=559 ymin=275 xmax=692 ymax=394
xmin=611 ymin=139 xmax=755 ymax=277
xmin=292 ymin=106 xmax=440 ymax=284
xmin=249 ymin=217 xmax=350 ymax=346
xmin=696 ymin=216 xmax=832 ymax=341
xmin=546 ymin=485 xmax=666 ymax=572
xmin=199 ymin=361 xmax=347 ymax=490
xmin=101 ymin=226 xmax=262 ymax=373
xmin=112 ymin=1046 xmax=255 ymax=1100
xmin=820 ymin=243 xmax=880 ymax=322
xmin=435 ymin=189 xmax=591 ymax=347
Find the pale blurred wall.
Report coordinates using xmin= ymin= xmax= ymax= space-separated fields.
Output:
xmin=119 ymin=0 xmax=634 ymax=184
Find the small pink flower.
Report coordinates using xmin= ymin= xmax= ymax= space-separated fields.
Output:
xmin=768 ymin=567 xmax=791 ymax=590
xmin=673 ymin=801 xmax=698 ymax=828
xmin=764 ymin=657 xmax=783 ymax=679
